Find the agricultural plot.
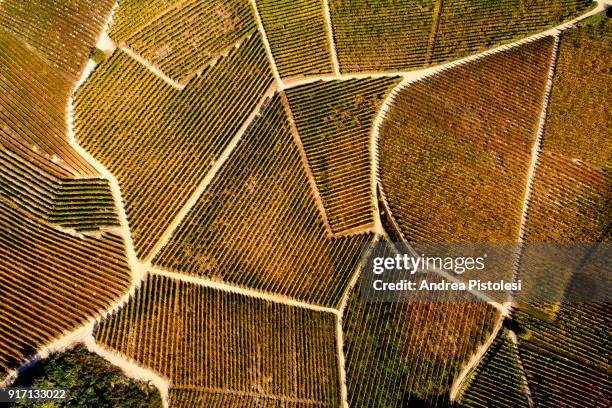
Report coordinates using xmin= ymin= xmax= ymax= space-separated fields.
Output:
xmin=0 ymin=196 xmax=131 ymax=380
xmin=154 ymin=96 xmax=371 ymax=307
xmin=431 ymin=0 xmax=594 ymax=63
xmin=458 ymin=329 xmax=531 ymax=408
xmin=517 ymin=16 xmax=610 ymax=298
xmin=522 ymin=152 xmax=609 ymax=243
xmin=0 ymin=148 xmax=117 ymax=232
xmin=0 ymin=0 xmax=115 ymax=80
xmin=74 ymin=34 xmax=274 ymax=258
xmin=96 ymin=274 xmax=340 ymax=407
xmin=343 ymin=282 xmax=498 ymax=407
xmin=540 ymin=13 xmax=610 ymax=168
xmin=512 ymin=303 xmax=610 ymax=407
xmin=378 ymin=37 xmax=553 ymax=243
xmin=284 ymin=77 xmax=400 ymax=234
xmin=0 ymin=33 xmax=94 ymax=176
xmin=329 ymin=0 xmax=435 ymax=72
xmin=121 ymin=0 xmax=256 ymax=84
xmin=257 ymin=0 xmax=333 ymax=78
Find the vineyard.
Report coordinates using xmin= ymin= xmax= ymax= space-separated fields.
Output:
xmin=0 ymin=196 xmax=131 ymax=379
xmin=0 ymin=0 xmax=115 ymax=80
xmin=96 ymin=273 xmax=340 ymax=407
xmin=284 ymin=78 xmax=400 ymax=234
xmin=329 ymin=0 xmax=435 ymax=72
xmin=431 ymin=0 xmax=594 ymax=63
xmin=74 ymin=34 xmax=274 ymax=258
xmin=342 ymin=282 xmax=498 ymax=407
xmin=378 ymin=37 xmax=553 ymax=243
xmin=256 ymin=0 xmax=333 ymax=78
xmin=0 ymin=0 xmax=609 ymax=407
xmin=0 ymin=32 xmax=94 ymax=176
xmin=512 ymin=303 xmax=610 ymax=407
xmin=458 ymin=329 xmax=531 ymax=408
xmin=119 ymin=0 xmax=256 ymax=84
xmin=329 ymin=0 xmax=593 ymax=73
xmin=0 ymin=147 xmax=117 ymax=231
xmin=509 ymin=15 xmax=611 ymax=407
xmin=153 ymin=96 xmax=371 ymax=307
xmin=540 ymin=13 xmax=610 ymax=168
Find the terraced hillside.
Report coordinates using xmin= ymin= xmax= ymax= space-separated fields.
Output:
xmin=154 ymin=96 xmax=371 ymax=307
xmin=285 ymin=77 xmax=400 ymax=234
xmin=96 ymin=273 xmax=340 ymax=407
xmin=75 ymin=34 xmax=274 ymax=258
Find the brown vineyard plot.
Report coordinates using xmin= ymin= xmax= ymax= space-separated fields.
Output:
xmin=154 ymin=96 xmax=372 ymax=307
xmin=378 ymin=37 xmax=554 ymax=244
xmin=285 ymin=77 xmax=401 ymax=235
xmin=0 ymin=196 xmax=131 ymax=380
xmin=96 ymin=273 xmax=340 ymax=407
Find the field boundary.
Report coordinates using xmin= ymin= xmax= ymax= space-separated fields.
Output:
xmin=322 ymin=0 xmax=340 ymax=75
xmin=425 ymin=0 xmax=445 ymax=64
xmin=149 ymin=267 xmax=340 ymax=315
xmin=279 ymin=91 xmax=335 ymax=236
xmin=449 ymin=313 xmax=504 ymax=402
xmin=509 ymin=33 xmax=561 ymax=303
xmin=83 ymin=333 xmax=171 ymax=407
xmin=249 ymin=0 xmax=282 ymax=86
xmin=508 ymin=330 xmax=536 ymax=407
xmin=121 ymin=46 xmax=185 ymax=89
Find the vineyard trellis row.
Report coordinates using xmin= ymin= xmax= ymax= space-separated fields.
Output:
xmin=0 ymin=148 xmax=118 ymax=231
xmin=119 ymin=0 xmax=256 ymax=84
xmin=256 ymin=0 xmax=334 ymax=78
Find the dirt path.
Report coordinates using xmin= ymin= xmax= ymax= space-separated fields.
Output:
xmin=149 ymin=267 xmax=339 ymax=316
xmin=279 ymin=91 xmax=334 ymax=236
xmin=121 ymin=46 xmax=184 ymax=89
xmin=449 ymin=313 xmax=504 ymax=402
xmin=322 ymin=0 xmax=340 ymax=75
xmin=249 ymin=0 xmax=282 ymax=86
xmin=509 ymin=33 xmax=561 ymax=302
